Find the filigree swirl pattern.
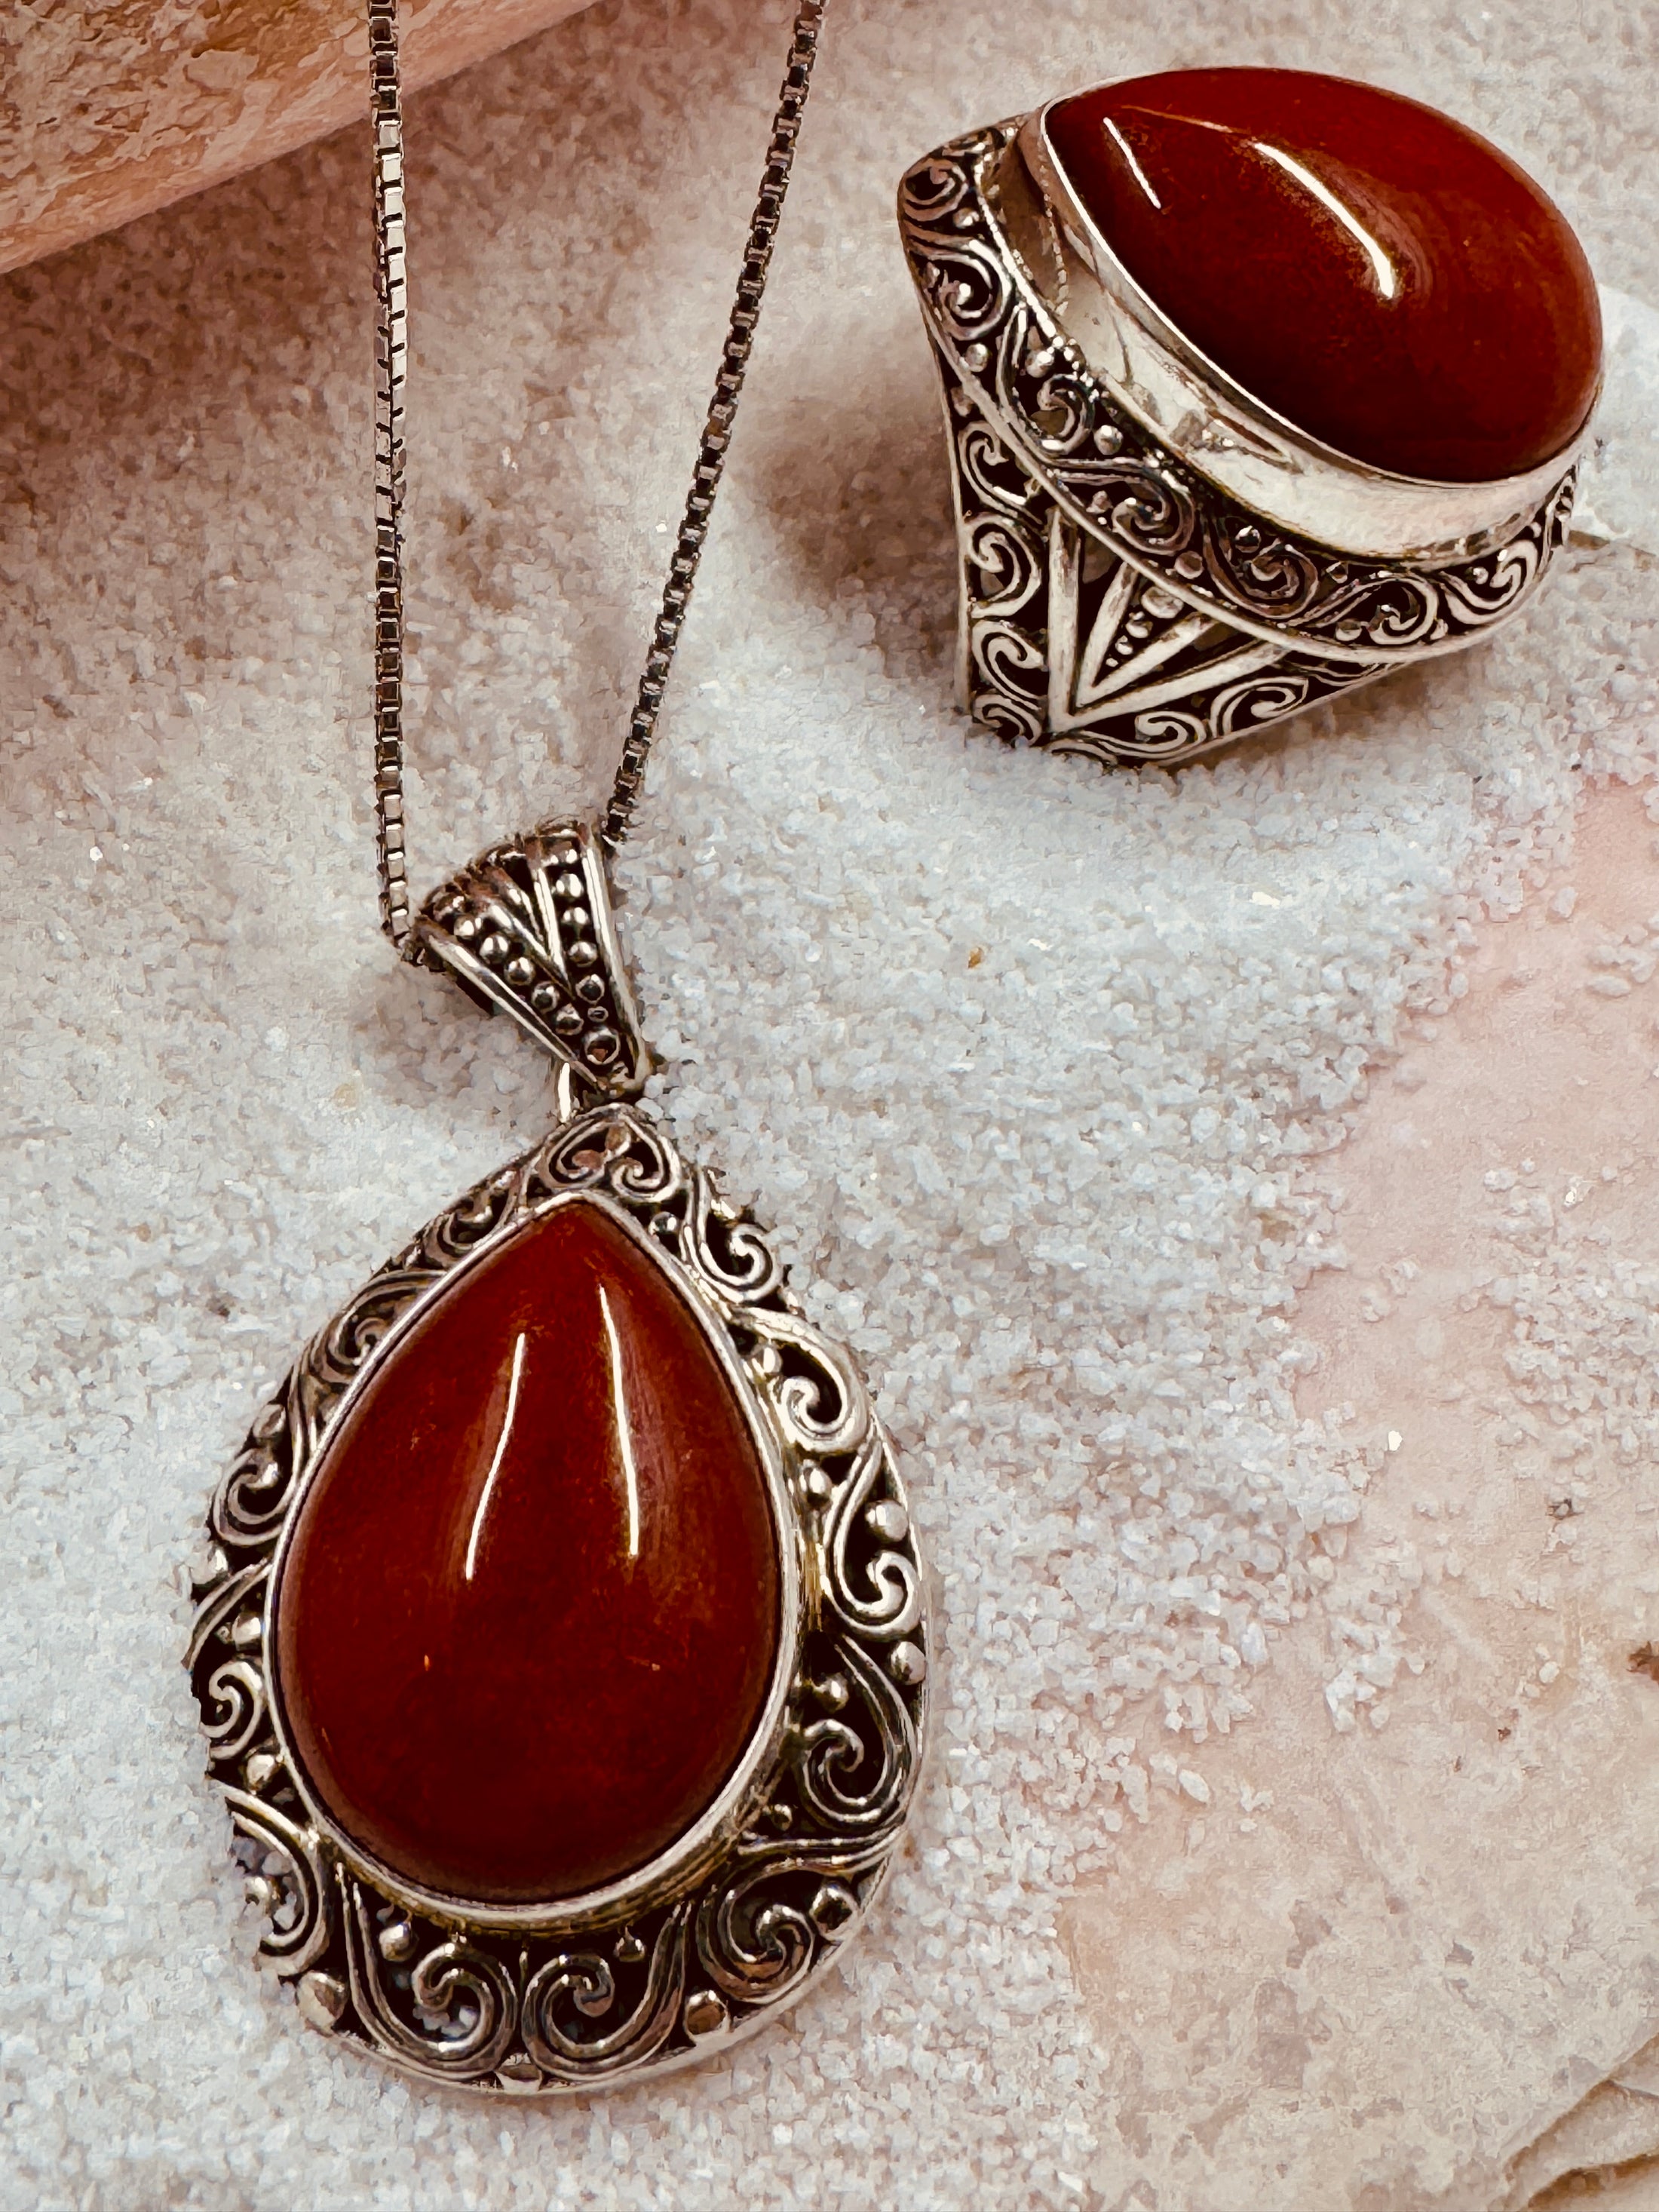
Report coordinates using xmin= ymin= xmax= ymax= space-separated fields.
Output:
xmin=222 ymin=1788 xmax=334 ymax=1976
xmin=897 ymin=153 xmax=973 ymax=231
xmin=974 ymin=621 xmax=1049 ymax=721
xmin=523 ymin=1910 xmax=688 ymax=2079
xmin=1201 ymin=518 xmax=1323 ymax=621
xmin=191 ymin=1089 xmax=928 ymax=2093
xmin=533 ymin=1103 xmax=684 ymax=1207
xmin=680 ymin=1169 xmax=784 ymax=1306
xmin=910 ymin=234 xmax=1012 ymax=347
xmin=794 ymin=1639 xmax=918 ymax=1836
xmin=823 ymin=1433 xmax=924 ymax=1641
xmin=963 ymin=514 xmax=1044 ymax=619
xmin=899 ymin=124 xmax=1577 ymax=763
xmin=958 ymin=418 xmax=1040 ymax=520
xmin=212 ymin=1402 xmax=300 ymax=1551
xmin=203 ymin=1659 xmax=266 ymax=1764
xmin=342 ymin=1878 xmax=518 ymax=2080
xmin=744 ymin=1302 xmax=872 ymax=1459
xmin=1213 ymin=670 xmax=1315 ymax=738
xmin=695 ymin=1855 xmax=817 ymax=2006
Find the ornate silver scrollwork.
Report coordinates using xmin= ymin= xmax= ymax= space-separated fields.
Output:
xmin=202 ymin=1658 xmax=267 ymax=1765
xmin=899 ymin=122 xmax=1582 ymax=769
xmin=522 ymin=1908 xmax=688 ymax=2082
xmin=189 ymin=1087 xmax=928 ymax=2094
xmin=340 ymin=1876 xmax=520 ymax=2082
xmin=822 ymin=1432 xmax=924 ymax=1643
xmin=409 ymin=818 xmax=651 ymax=1100
xmin=221 ymin=1787 xmax=335 ymax=1977
xmin=794 ymin=1638 xmax=919 ymax=1836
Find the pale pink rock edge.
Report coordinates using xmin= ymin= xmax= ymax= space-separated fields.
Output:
xmin=1065 ymin=781 xmax=1659 ymax=2208
xmin=0 ymin=0 xmax=593 ymax=278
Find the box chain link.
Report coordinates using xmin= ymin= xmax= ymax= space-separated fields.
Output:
xmin=367 ymin=0 xmax=828 ymax=950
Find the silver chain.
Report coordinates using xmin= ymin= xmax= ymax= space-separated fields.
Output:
xmin=368 ymin=0 xmax=828 ymax=950
xmin=368 ymin=0 xmax=409 ymax=946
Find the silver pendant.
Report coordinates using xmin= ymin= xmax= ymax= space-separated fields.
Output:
xmin=187 ymin=821 xmax=928 ymax=2093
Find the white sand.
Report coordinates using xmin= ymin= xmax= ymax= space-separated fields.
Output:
xmin=2 ymin=1 xmax=1657 ymax=2204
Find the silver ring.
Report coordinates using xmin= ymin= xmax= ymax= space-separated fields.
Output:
xmin=898 ymin=100 xmax=1594 ymax=768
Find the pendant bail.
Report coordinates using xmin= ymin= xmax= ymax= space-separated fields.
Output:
xmin=409 ymin=818 xmax=650 ymax=1100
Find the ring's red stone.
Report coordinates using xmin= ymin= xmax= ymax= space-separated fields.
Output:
xmin=273 ymin=1198 xmax=780 ymax=1906
xmin=1045 ymin=68 xmax=1602 ymax=484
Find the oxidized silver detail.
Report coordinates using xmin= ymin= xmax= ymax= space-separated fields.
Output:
xmin=189 ymin=1100 xmax=928 ymax=2094
xmin=410 ymin=818 xmax=649 ymax=1099
xmin=898 ymin=120 xmax=1583 ymax=769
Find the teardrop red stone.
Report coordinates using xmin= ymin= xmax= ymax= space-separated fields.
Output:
xmin=272 ymin=1198 xmax=780 ymax=1906
xmin=1046 ymin=69 xmax=1602 ymax=483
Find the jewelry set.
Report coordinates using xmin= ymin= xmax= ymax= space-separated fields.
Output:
xmin=182 ymin=0 xmax=1602 ymax=2094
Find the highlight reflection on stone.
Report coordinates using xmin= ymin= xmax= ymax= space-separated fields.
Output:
xmin=273 ymin=1198 xmax=780 ymax=1906
xmin=1046 ymin=68 xmax=1602 ymax=483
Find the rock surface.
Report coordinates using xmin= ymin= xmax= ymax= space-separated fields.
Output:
xmin=0 ymin=0 xmax=593 ymax=277
xmin=1068 ymin=784 xmax=1659 ymax=2205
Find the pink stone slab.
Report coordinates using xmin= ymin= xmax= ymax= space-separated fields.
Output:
xmin=1065 ymin=782 xmax=1659 ymax=2205
xmin=0 ymin=0 xmax=595 ymax=277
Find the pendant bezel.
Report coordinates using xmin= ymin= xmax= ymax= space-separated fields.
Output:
xmin=262 ymin=1183 xmax=803 ymax=1937
xmin=188 ymin=1100 xmax=928 ymax=2093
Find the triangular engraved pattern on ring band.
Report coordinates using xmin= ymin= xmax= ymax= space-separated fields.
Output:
xmin=1047 ymin=512 xmax=1288 ymax=734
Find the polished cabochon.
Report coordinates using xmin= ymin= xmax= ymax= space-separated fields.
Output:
xmin=1041 ymin=67 xmax=1601 ymax=486
xmin=269 ymin=1193 xmax=787 ymax=1911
